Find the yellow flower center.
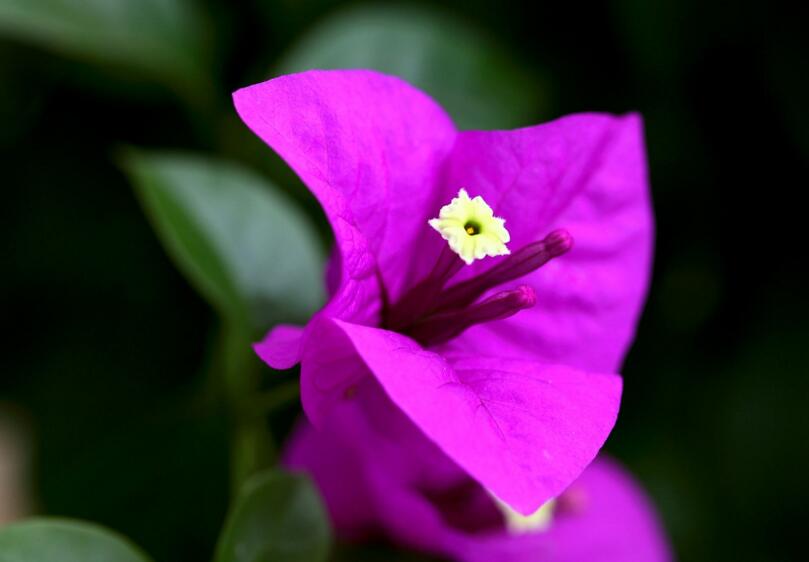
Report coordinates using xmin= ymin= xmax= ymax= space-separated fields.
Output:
xmin=492 ymin=495 xmax=556 ymax=534
xmin=428 ymin=189 xmax=510 ymax=265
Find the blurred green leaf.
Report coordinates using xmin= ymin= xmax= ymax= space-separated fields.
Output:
xmin=121 ymin=152 xmax=325 ymax=332
xmin=276 ymin=4 xmax=543 ymax=129
xmin=0 ymin=0 xmax=210 ymax=101
xmin=0 ymin=518 xmax=153 ymax=562
xmin=214 ymin=469 xmax=331 ymax=562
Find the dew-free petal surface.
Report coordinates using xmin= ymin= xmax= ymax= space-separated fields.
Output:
xmin=315 ymin=317 xmax=621 ymax=514
xmin=253 ymin=324 xmax=305 ymax=370
xmin=285 ymin=405 xmax=670 ymax=562
xmin=233 ymin=69 xmax=458 ymax=306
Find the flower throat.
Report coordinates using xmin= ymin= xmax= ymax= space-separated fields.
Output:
xmin=383 ymin=189 xmax=573 ymax=346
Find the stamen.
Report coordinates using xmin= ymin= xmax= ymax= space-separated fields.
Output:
xmin=434 ymin=229 xmax=573 ymax=313
xmin=384 ymin=245 xmax=465 ymax=330
xmin=405 ymin=285 xmax=537 ymax=347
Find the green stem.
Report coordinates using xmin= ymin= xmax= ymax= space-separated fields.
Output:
xmin=217 ymin=319 xmax=275 ymax=495
xmin=249 ymin=380 xmax=301 ymax=416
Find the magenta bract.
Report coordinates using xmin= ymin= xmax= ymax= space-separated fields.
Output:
xmin=233 ymin=69 xmax=653 ymax=514
xmin=283 ymin=380 xmax=671 ymax=562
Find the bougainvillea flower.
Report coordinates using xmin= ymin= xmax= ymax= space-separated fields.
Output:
xmin=283 ymin=379 xmax=671 ymax=562
xmin=233 ymin=70 xmax=652 ymax=514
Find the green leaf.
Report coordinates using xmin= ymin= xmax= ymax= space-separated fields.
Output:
xmin=0 ymin=518 xmax=153 ymax=562
xmin=0 ymin=0 xmax=210 ymax=100
xmin=121 ymin=151 xmax=325 ymax=331
xmin=214 ymin=469 xmax=332 ymax=562
xmin=276 ymin=4 xmax=544 ymax=130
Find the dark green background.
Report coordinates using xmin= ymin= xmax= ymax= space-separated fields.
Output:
xmin=1 ymin=1 xmax=806 ymax=561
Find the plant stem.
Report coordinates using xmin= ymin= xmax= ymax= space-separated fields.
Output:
xmin=218 ymin=319 xmax=274 ymax=495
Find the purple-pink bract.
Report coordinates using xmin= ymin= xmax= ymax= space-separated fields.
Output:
xmin=233 ymin=69 xmax=653 ymax=515
xmin=283 ymin=378 xmax=671 ymax=562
